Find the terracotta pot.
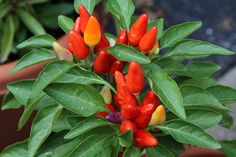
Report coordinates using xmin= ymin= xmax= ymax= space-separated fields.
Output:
xmin=180 ymin=147 xmax=225 ymax=157
xmin=0 ymin=35 xmax=68 ymax=151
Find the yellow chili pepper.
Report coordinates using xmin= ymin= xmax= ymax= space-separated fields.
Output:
xmin=84 ymin=16 xmax=101 ymax=46
xmin=149 ymin=105 xmax=166 ymax=126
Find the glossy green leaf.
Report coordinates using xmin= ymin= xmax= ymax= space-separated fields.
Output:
xmin=1 ymin=92 xmax=21 ymax=110
xmin=158 ymin=120 xmax=221 ymax=149
xmin=220 ymin=140 xmax=236 ymax=157
xmin=0 ymin=3 xmax=10 ymax=19
xmin=10 ymin=49 xmax=56 ymax=74
xmin=17 ymin=9 xmax=46 ymax=35
xmin=207 ymin=85 xmax=236 ymax=104
xmin=109 ymin=44 xmax=151 ymax=64
xmin=107 ymin=0 xmax=135 ymax=30
xmin=167 ymin=39 xmax=234 ymax=57
xmin=185 ymin=108 xmax=222 ymax=129
xmin=28 ymin=105 xmax=62 ymax=157
xmin=147 ymin=64 xmax=186 ymax=119
xmin=163 ymin=61 xmax=221 ymax=78
xmin=146 ymin=144 xmax=175 ymax=157
xmin=0 ymin=15 xmax=14 ymax=63
xmin=219 ymin=111 xmax=233 ymax=128
xmin=160 ymin=21 xmax=202 ymax=48
xmin=180 ymin=85 xmax=227 ymax=110
xmin=55 ymin=67 xmax=115 ymax=92
xmin=148 ymin=18 xmax=164 ymax=40
xmin=119 ymin=130 xmax=133 ymax=147
xmin=17 ymin=34 xmax=56 ymax=49
xmin=74 ymin=0 xmax=96 ymax=14
xmin=33 ymin=60 xmax=74 ymax=93
xmin=44 ymin=83 xmax=106 ymax=116
xmin=64 ymin=117 xmax=112 ymax=139
xmin=180 ymin=78 xmax=216 ymax=89
xmin=0 ymin=140 xmax=28 ymax=157
xmin=58 ymin=15 xmax=74 ymax=34
xmin=123 ymin=145 xmax=141 ymax=157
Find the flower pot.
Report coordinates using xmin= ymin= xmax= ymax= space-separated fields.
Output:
xmin=0 ymin=35 xmax=68 ymax=151
xmin=180 ymin=147 xmax=225 ymax=157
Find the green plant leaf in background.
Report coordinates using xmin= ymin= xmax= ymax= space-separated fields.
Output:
xmin=1 ymin=92 xmax=21 ymax=110
xmin=220 ymin=140 xmax=236 ymax=157
xmin=167 ymin=39 xmax=234 ymax=58
xmin=180 ymin=77 xmax=216 ymax=89
xmin=148 ymin=18 xmax=164 ymax=40
xmin=10 ymin=49 xmax=56 ymax=74
xmin=33 ymin=60 xmax=74 ymax=94
xmin=74 ymin=0 xmax=97 ymax=14
xmin=16 ymin=9 xmax=46 ymax=35
xmin=147 ymin=64 xmax=186 ymax=119
xmin=28 ymin=105 xmax=62 ymax=157
xmin=146 ymin=144 xmax=175 ymax=157
xmin=207 ymin=85 xmax=236 ymax=104
xmin=119 ymin=130 xmax=133 ymax=147
xmin=58 ymin=15 xmax=74 ymax=34
xmin=180 ymin=85 xmax=227 ymax=110
xmin=123 ymin=145 xmax=141 ymax=157
xmin=44 ymin=83 xmax=106 ymax=117
xmin=17 ymin=34 xmax=56 ymax=49
xmin=0 ymin=140 xmax=28 ymax=157
xmin=107 ymin=0 xmax=135 ymax=30
xmin=158 ymin=120 xmax=221 ymax=149
xmin=109 ymin=44 xmax=151 ymax=64
xmin=0 ymin=3 xmax=11 ymax=19
xmin=0 ymin=15 xmax=15 ymax=63
xmin=160 ymin=21 xmax=202 ymax=48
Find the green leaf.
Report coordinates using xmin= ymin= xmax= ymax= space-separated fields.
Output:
xmin=167 ymin=39 xmax=234 ymax=57
xmin=180 ymin=85 xmax=227 ymax=110
xmin=147 ymin=64 xmax=186 ymax=119
xmin=185 ymin=108 xmax=222 ymax=129
xmin=148 ymin=18 xmax=164 ymax=40
xmin=44 ymin=83 xmax=106 ymax=116
xmin=157 ymin=119 xmax=221 ymax=149
xmin=219 ymin=111 xmax=233 ymax=128
xmin=10 ymin=49 xmax=56 ymax=74
xmin=0 ymin=140 xmax=28 ymax=157
xmin=0 ymin=15 xmax=14 ymax=63
xmin=64 ymin=117 xmax=112 ymax=139
xmin=220 ymin=140 xmax=236 ymax=157
xmin=180 ymin=78 xmax=216 ymax=89
xmin=55 ymin=67 xmax=115 ymax=92
xmin=17 ymin=34 xmax=56 ymax=49
xmin=163 ymin=61 xmax=221 ymax=78
xmin=160 ymin=21 xmax=202 ymax=48
xmin=146 ymin=144 xmax=175 ymax=157
xmin=107 ymin=0 xmax=135 ymax=30
xmin=1 ymin=92 xmax=21 ymax=110
xmin=119 ymin=130 xmax=133 ymax=147
xmin=0 ymin=3 xmax=11 ymax=19
xmin=207 ymin=85 xmax=236 ymax=104
xmin=17 ymin=9 xmax=46 ymax=35
xmin=109 ymin=44 xmax=151 ymax=64
xmin=33 ymin=60 xmax=74 ymax=93
xmin=123 ymin=145 xmax=141 ymax=157
xmin=7 ymin=80 xmax=35 ymax=105
xmin=58 ymin=15 xmax=74 ymax=34
xmin=74 ymin=0 xmax=96 ymax=14
xmin=28 ymin=105 xmax=62 ymax=157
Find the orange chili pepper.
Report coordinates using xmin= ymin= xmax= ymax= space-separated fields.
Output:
xmin=139 ymin=26 xmax=158 ymax=52
xmin=84 ymin=16 xmax=101 ymax=46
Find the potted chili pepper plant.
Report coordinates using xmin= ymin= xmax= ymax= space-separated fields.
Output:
xmin=1 ymin=0 xmax=236 ymax=157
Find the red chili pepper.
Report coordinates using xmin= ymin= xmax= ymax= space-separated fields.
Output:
xmin=142 ymin=90 xmax=160 ymax=107
xmin=78 ymin=4 xmax=90 ymax=33
xmin=121 ymin=104 xmax=138 ymax=119
xmin=68 ymin=30 xmax=90 ymax=59
xmin=134 ymin=129 xmax=158 ymax=148
xmin=125 ymin=61 xmax=145 ymax=94
xmin=134 ymin=103 xmax=156 ymax=128
xmin=93 ymin=50 xmax=112 ymax=74
xmin=114 ymin=71 xmax=137 ymax=106
xmin=120 ymin=120 xmax=138 ymax=133
xmin=128 ymin=13 xmax=148 ymax=46
xmin=84 ymin=16 xmax=101 ymax=46
xmin=110 ymin=60 xmax=125 ymax=76
xmin=113 ymin=95 xmax=121 ymax=108
xmin=116 ymin=29 xmax=128 ymax=45
xmin=94 ymin=29 xmax=110 ymax=53
xmin=73 ymin=16 xmax=81 ymax=34
xmin=106 ymin=104 xmax=116 ymax=112
xmin=139 ymin=26 xmax=158 ymax=52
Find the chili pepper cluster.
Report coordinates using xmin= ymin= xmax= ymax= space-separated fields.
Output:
xmin=68 ymin=4 xmax=166 ymax=149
